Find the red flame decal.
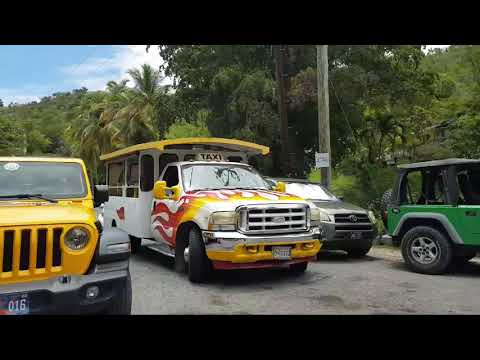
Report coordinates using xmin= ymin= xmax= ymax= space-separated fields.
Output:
xmin=116 ymin=207 xmax=125 ymax=221
xmin=152 ymin=200 xmax=190 ymax=244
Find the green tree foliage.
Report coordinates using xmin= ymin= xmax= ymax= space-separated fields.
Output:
xmin=422 ymin=46 xmax=480 ymax=158
xmin=3 ymin=45 xmax=480 ymax=214
xmin=113 ymin=64 xmax=166 ymax=144
xmin=164 ymin=110 xmax=211 ymax=139
xmin=0 ymin=116 xmax=23 ymax=155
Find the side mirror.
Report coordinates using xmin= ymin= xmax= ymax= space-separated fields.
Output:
xmin=168 ymin=185 xmax=181 ymax=201
xmin=153 ymin=181 xmax=168 ymax=199
xmin=154 ymin=181 xmax=182 ymax=200
xmin=93 ymin=185 xmax=109 ymax=208
xmin=274 ymin=181 xmax=286 ymax=193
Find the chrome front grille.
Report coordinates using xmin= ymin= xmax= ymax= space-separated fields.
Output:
xmin=237 ymin=204 xmax=309 ymax=234
xmin=333 ymin=213 xmax=374 ymax=235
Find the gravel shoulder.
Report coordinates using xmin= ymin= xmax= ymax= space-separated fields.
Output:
xmin=131 ymin=245 xmax=480 ymax=314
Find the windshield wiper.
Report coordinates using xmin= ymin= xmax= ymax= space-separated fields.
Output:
xmin=198 ymin=188 xmax=225 ymax=191
xmin=229 ymin=186 xmax=267 ymax=191
xmin=0 ymin=194 xmax=58 ymax=203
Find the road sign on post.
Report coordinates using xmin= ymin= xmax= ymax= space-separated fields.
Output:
xmin=315 ymin=152 xmax=330 ymax=168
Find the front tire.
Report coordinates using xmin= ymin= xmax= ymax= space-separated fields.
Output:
xmin=288 ymin=261 xmax=308 ymax=275
xmin=129 ymin=235 xmax=141 ymax=254
xmin=188 ymin=227 xmax=212 ymax=283
xmin=401 ymin=226 xmax=453 ymax=275
xmin=105 ymin=272 xmax=132 ymax=315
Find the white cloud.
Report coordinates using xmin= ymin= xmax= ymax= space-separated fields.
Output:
xmin=61 ymin=45 xmax=170 ymax=91
xmin=0 ymin=85 xmax=53 ymax=105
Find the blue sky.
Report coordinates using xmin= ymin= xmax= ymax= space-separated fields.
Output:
xmin=0 ymin=45 xmax=164 ymax=105
xmin=0 ymin=45 xmax=449 ymax=106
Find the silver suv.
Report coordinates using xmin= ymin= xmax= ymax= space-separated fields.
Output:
xmin=266 ymin=178 xmax=377 ymax=258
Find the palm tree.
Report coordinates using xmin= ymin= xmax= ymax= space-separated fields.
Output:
xmin=113 ymin=64 xmax=166 ymax=145
xmin=68 ymin=93 xmax=121 ymax=182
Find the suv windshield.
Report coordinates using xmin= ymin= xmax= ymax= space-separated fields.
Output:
xmin=181 ymin=163 xmax=270 ymax=191
xmin=285 ymin=183 xmax=337 ymax=201
xmin=0 ymin=161 xmax=87 ymax=199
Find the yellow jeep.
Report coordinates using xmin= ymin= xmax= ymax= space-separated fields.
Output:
xmin=0 ymin=157 xmax=132 ymax=315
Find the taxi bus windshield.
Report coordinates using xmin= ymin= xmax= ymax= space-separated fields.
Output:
xmin=182 ymin=164 xmax=270 ymax=191
xmin=0 ymin=161 xmax=87 ymax=199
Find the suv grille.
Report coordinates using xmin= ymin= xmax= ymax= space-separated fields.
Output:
xmin=237 ymin=204 xmax=309 ymax=234
xmin=333 ymin=213 xmax=374 ymax=239
xmin=1 ymin=227 xmax=64 ymax=278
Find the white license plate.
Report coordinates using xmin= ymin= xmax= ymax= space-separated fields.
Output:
xmin=351 ymin=232 xmax=362 ymax=240
xmin=0 ymin=293 xmax=29 ymax=315
xmin=272 ymin=246 xmax=292 ymax=260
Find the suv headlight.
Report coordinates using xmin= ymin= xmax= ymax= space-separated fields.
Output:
xmin=311 ymin=207 xmax=332 ymax=226
xmin=368 ymin=210 xmax=377 ymax=223
xmin=64 ymin=227 xmax=90 ymax=250
xmin=208 ymin=211 xmax=237 ymax=231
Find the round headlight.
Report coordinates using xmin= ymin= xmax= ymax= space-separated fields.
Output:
xmin=64 ymin=227 xmax=90 ymax=250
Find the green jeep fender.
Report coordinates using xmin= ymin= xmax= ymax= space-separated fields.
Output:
xmin=392 ymin=212 xmax=464 ymax=245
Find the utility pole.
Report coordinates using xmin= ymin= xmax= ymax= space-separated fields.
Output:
xmin=317 ymin=45 xmax=331 ymax=188
xmin=274 ymin=45 xmax=291 ymax=175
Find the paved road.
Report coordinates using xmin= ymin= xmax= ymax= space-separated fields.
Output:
xmin=131 ymin=245 xmax=480 ymax=314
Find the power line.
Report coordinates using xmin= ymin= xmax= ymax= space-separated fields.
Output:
xmin=329 ymin=76 xmax=382 ymax=199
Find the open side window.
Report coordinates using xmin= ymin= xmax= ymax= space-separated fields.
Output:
xmin=108 ymin=161 xmax=124 ymax=197
xmin=399 ymin=170 xmax=423 ymax=205
xmin=457 ymin=165 xmax=480 ymax=205
xmin=424 ymin=169 xmax=448 ymax=205
xmin=126 ymin=156 xmax=139 ymax=198
xmin=162 ymin=166 xmax=179 ymax=188
xmin=400 ymin=168 xmax=449 ymax=206
xmin=159 ymin=153 xmax=179 ymax=177
xmin=140 ymin=155 xmax=154 ymax=192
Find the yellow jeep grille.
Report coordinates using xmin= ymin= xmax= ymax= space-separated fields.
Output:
xmin=0 ymin=225 xmax=97 ymax=285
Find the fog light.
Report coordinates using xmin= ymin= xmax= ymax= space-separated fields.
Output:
xmin=86 ymin=286 xmax=99 ymax=299
xmin=303 ymin=243 xmax=315 ymax=250
xmin=202 ymin=232 xmax=218 ymax=244
xmin=246 ymin=246 xmax=258 ymax=253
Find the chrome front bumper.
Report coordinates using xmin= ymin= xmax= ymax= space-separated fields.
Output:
xmin=202 ymin=227 xmax=323 ymax=251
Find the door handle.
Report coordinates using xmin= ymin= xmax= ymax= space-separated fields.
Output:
xmin=465 ymin=210 xmax=477 ymax=217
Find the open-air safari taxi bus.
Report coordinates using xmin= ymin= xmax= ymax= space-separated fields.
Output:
xmin=100 ymin=137 xmax=324 ymax=283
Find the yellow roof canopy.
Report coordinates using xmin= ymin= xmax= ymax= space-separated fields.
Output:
xmin=99 ymin=137 xmax=270 ymax=161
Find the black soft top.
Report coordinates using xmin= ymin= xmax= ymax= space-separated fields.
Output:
xmin=397 ymin=158 xmax=480 ymax=170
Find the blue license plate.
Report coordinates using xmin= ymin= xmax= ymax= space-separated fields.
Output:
xmin=0 ymin=293 xmax=29 ymax=315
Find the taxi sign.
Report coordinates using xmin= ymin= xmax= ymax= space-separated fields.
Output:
xmin=196 ymin=153 xmax=224 ymax=161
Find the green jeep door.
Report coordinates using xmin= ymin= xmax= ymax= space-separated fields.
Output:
xmin=456 ymin=167 xmax=480 ymax=245
xmin=389 ymin=168 xmax=460 ymax=237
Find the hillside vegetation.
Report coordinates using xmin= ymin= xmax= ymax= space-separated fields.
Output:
xmin=1 ymin=45 xmax=478 ymax=211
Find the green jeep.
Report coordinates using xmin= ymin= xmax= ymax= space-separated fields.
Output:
xmin=386 ymin=158 xmax=480 ymax=274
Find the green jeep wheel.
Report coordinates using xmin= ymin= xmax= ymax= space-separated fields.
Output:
xmin=401 ymin=226 xmax=453 ymax=275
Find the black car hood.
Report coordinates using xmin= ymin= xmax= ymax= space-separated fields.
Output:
xmin=311 ymin=200 xmax=368 ymax=214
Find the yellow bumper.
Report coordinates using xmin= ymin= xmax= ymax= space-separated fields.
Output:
xmin=206 ymin=240 xmax=322 ymax=263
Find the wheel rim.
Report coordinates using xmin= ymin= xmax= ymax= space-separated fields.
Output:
xmin=410 ymin=236 xmax=440 ymax=265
